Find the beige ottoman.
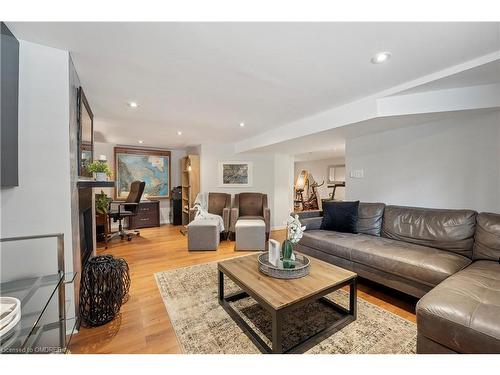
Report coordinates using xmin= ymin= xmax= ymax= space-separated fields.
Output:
xmin=235 ymin=219 xmax=266 ymax=251
xmin=187 ymin=218 xmax=220 ymax=251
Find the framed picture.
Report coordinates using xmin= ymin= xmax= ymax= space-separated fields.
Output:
xmin=114 ymin=147 xmax=171 ymax=199
xmin=218 ymin=161 xmax=253 ymax=187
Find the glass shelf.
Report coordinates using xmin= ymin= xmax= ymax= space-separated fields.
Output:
xmin=0 ymin=272 xmax=75 ymax=354
xmin=1 ymin=233 xmax=75 ymax=354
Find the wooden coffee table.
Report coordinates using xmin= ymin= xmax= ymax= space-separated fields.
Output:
xmin=218 ymin=253 xmax=357 ymax=354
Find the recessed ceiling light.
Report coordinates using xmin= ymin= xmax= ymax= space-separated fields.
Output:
xmin=128 ymin=101 xmax=139 ymax=108
xmin=371 ymin=52 xmax=391 ymax=64
xmin=138 ymin=140 xmax=144 ymax=144
xmin=239 ymin=122 xmax=245 ymax=127
xmin=177 ymin=131 xmax=182 ymax=136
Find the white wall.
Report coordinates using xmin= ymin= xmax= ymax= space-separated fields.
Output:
xmin=273 ymin=154 xmax=295 ymax=229
xmin=294 ymin=157 xmax=346 ymax=201
xmin=199 ymin=143 xmax=293 ymax=229
xmin=1 ymin=41 xmax=73 ymax=280
xmin=346 ymin=110 xmax=500 ymax=212
xmin=93 ymin=142 xmax=186 ymax=224
xmin=1 ymin=41 xmax=78 ymax=325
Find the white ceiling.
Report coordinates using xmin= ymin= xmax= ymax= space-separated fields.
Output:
xmin=7 ymin=22 xmax=500 ymax=149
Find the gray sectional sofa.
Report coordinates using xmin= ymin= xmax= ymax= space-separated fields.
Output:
xmin=295 ymin=204 xmax=500 ymax=353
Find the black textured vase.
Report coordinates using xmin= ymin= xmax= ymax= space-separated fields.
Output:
xmin=79 ymin=255 xmax=130 ymax=327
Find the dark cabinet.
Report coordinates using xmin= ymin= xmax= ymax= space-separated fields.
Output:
xmin=128 ymin=200 xmax=160 ymax=229
xmin=171 ymin=186 xmax=182 ymax=226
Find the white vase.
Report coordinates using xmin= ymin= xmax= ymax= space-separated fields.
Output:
xmin=95 ymin=172 xmax=107 ymax=181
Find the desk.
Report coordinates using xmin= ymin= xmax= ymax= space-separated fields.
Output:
xmin=128 ymin=200 xmax=160 ymax=229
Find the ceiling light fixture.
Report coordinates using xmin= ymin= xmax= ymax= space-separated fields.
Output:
xmin=177 ymin=131 xmax=182 ymax=136
xmin=138 ymin=140 xmax=144 ymax=144
xmin=371 ymin=52 xmax=391 ymax=64
xmin=128 ymin=101 xmax=139 ymax=108
xmin=239 ymin=122 xmax=245 ymax=127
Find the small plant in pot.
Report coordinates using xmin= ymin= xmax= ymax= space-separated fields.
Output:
xmin=87 ymin=161 xmax=111 ymax=181
xmin=95 ymin=190 xmax=112 ymax=215
xmin=282 ymin=215 xmax=306 ymax=269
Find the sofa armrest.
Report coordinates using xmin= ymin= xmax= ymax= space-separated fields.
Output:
xmin=301 ymin=216 xmax=323 ymax=231
xmin=264 ymin=207 xmax=271 ymax=234
xmin=222 ymin=207 xmax=231 ymax=232
xmin=295 ymin=210 xmax=322 ymax=220
xmin=189 ymin=207 xmax=198 ymax=223
xmin=230 ymin=207 xmax=239 ymax=232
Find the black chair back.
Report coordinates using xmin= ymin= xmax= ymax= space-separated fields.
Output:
xmin=125 ymin=181 xmax=145 ymax=213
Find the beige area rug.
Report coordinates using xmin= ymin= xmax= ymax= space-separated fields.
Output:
xmin=155 ymin=259 xmax=416 ymax=354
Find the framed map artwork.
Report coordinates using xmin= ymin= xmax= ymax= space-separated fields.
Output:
xmin=114 ymin=147 xmax=171 ymax=199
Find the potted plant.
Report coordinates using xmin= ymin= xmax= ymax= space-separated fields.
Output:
xmin=95 ymin=190 xmax=112 ymax=215
xmin=87 ymin=161 xmax=112 ymax=181
xmin=282 ymin=215 xmax=306 ymax=269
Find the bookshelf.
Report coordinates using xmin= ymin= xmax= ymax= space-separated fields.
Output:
xmin=181 ymin=154 xmax=200 ymax=225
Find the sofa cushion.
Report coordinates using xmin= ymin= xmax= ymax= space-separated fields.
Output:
xmin=299 ymin=230 xmax=359 ymax=259
xmin=301 ymin=216 xmax=323 ymax=231
xmin=416 ymin=261 xmax=500 ymax=353
xmin=349 ymin=236 xmax=471 ymax=287
xmin=382 ymin=205 xmax=476 ymax=258
xmin=299 ymin=230 xmax=471 ymax=287
xmin=321 ymin=201 xmax=359 ymax=233
xmin=296 ymin=210 xmax=322 ymax=220
xmin=474 ymin=212 xmax=500 ymax=261
xmin=357 ymin=202 xmax=385 ymax=236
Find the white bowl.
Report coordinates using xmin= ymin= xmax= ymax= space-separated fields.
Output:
xmin=0 ymin=297 xmax=21 ymax=337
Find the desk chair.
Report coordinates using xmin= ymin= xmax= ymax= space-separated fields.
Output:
xmin=108 ymin=181 xmax=145 ymax=242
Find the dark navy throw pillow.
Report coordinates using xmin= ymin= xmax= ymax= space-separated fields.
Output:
xmin=321 ymin=201 xmax=360 ymax=233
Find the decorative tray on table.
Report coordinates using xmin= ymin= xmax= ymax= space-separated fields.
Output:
xmin=258 ymin=253 xmax=310 ymax=279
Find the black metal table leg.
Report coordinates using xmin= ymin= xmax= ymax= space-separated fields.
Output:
xmin=218 ymin=269 xmax=224 ymax=302
xmin=272 ymin=310 xmax=283 ymax=354
xmin=218 ymin=268 xmax=272 ymax=353
xmin=349 ymin=277 xmax=357 ymax=319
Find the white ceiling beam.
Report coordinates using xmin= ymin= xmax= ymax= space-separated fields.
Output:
xmin=377 ymin=84 xmax=500 ymax=116
xmin=379 ymin=50 xmax=500 ymax=97
xmin=235 ymin=97 xmax=378 ymax=153
xmin=235 ymin=51 xmax=500 ymax=153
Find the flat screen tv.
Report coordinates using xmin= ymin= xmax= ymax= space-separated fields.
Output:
xmin=1 ymin=22 xmax=19 ymax=187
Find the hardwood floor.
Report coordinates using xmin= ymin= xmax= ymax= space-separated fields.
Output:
xmin=69 ymin=225 xmax=417 ymax=354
